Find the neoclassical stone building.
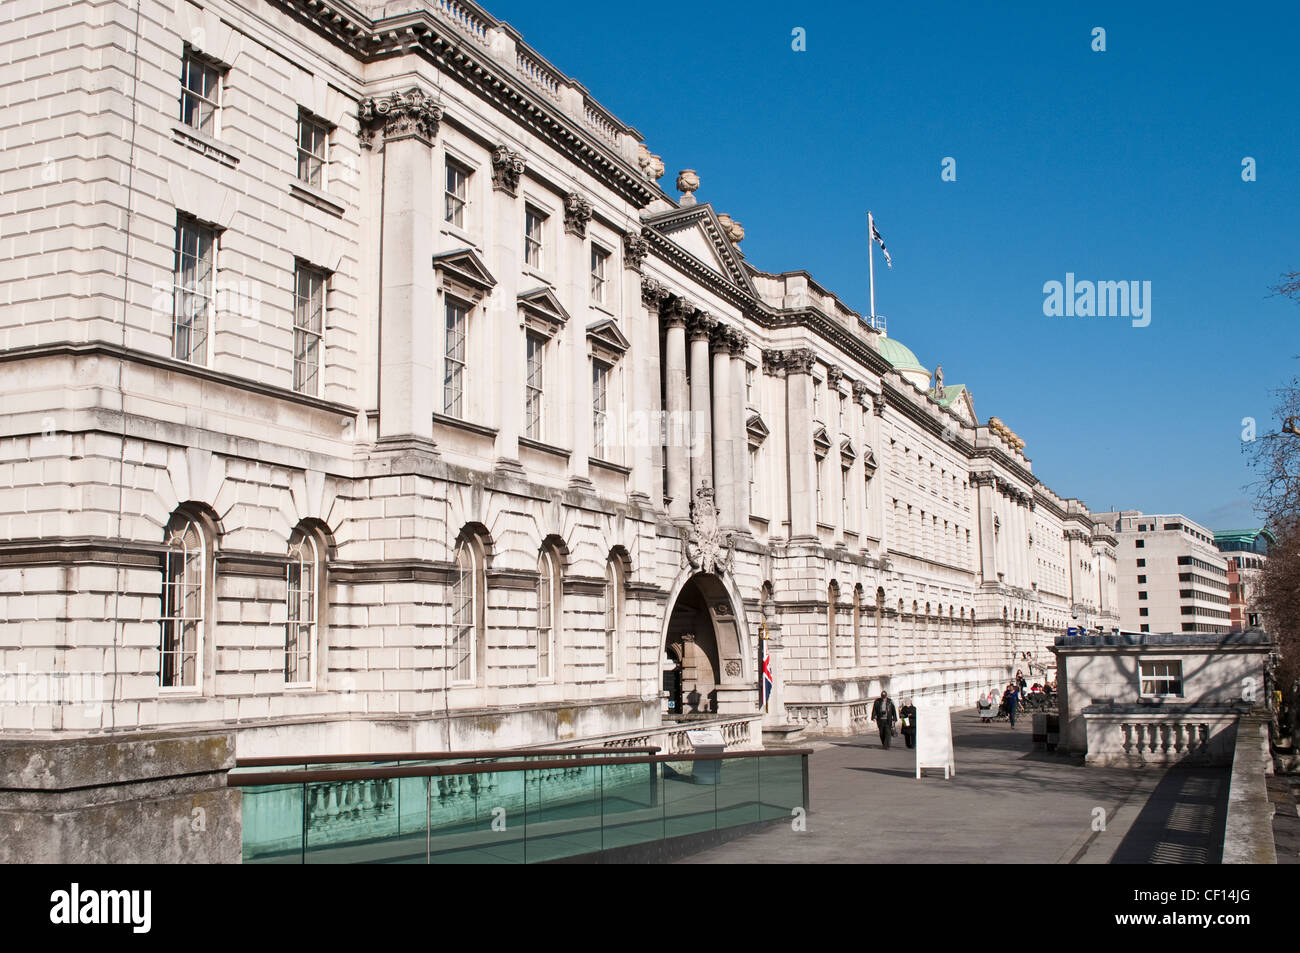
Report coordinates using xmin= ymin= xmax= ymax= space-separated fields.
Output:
xmin=0 ymin=0 xmax=1119 ymax=757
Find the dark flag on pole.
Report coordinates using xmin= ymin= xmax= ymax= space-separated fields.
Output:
xmin=871 ymin=216 xmax=892 ymax=268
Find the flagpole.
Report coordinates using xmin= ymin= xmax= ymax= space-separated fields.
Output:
xmin=867 ymin=210 xmax=876 ymax=320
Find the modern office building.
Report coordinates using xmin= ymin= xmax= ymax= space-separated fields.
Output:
xmin=1215 ymin=529 xmax=1272 ymax=633
xmin=1095 ymin=512 xmax=1231 ymax=635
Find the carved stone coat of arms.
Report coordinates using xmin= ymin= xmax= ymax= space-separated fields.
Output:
xmin=682 ymin=481 xmax=735 ymax=576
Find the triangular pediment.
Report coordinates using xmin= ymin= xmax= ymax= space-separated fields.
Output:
xmin=746 ymin=413 xmax=770 ymax=444
xmin=518 ymin=286 xmax=570 ymax=332
xmin=641 ymin=203 xmax=756 ymax=295
xmin=586 ymin=317 xmax=630 ymax=355
xmin=862 ymin=446 xmax=878 ymax=473
xmin=840 ymin=437 xmax=857 ymax=462
xmin=812 ymin=425 xmax=832 ymax=455
xmin=432 ymin=247 xmax=496 ymax=292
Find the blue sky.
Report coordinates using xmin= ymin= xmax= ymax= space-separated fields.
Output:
xmin=487 ymin=0 xmax=1300 ymax=530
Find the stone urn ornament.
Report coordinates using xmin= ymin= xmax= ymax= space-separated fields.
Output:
xmin=676 ymin=169 xmax=699 ymax=205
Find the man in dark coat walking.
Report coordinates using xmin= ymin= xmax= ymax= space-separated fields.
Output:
xmin=1006 ymin=683 xmax=1021 ymax=728
xmin=870 ymin=691 xmax=897 ymax=749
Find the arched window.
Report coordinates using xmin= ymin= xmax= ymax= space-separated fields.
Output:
xmin=160 ymin=510 xmax=208 ymax=689
xmin=536 ymin=546 xmax=561 ymax=680
xmin=604 ymin=556 xmax=622 ymax=678
xmin=286 ymin=526 xmax=326 ymax=686
xmin=451 ymin=539 xmax=478 ymax=683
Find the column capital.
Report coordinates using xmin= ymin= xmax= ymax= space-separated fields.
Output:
xmin=709 ymin=322 xmax=733 ymax=353
xmin=969 ymin=471 xmax=996 ymax=488
xmin=564 ymin=191 xmax=593 ymax=237
xmin=491 ymin=144 xmax=526 ymax=195
xmin=762 ymin=346 xmax=814 ymax=377
xmin=826 ymin=364 xmax=844 ymax=389
xmin=359 ymin=87 xmax=442 ymax=149
xmin=624 ymin=231 xmax=650 ymax=271
xmin=662 ymin=295 xmax=692 ymax=328
xmin=688 ymin=310 xmax=717 ymax=342
xmin=851 ymin=379 xmax=872 ymax=406
xmin=640 ymin=275 xmax=670 ymax=311
xmin=726 ymin=326 xmax=749 ymax=357
xmin=872 ymin=390 xmax=888 ymax=416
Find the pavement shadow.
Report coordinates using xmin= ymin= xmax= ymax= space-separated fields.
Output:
xmin=1110 ymin=765 xmax=1229 ymax=864
xmin=843 ymin=766 xmax=917 ymax=778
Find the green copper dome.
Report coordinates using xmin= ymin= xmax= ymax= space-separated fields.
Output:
xmin=876 ymin=336 xmax=928 ymax=374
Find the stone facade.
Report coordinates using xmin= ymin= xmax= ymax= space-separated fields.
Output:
xmin=0 ymin=0 xmax=1119 ymax=769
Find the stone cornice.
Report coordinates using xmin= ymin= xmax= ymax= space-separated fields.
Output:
xmin=267 ymin=0 xmax=659 ymax=206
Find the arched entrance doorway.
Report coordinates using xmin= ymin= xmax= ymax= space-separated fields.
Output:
xmin=662 ymin=572 xmax=749 ymax=716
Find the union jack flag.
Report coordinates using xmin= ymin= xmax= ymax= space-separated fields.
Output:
xmin=761 ymin=648 xmax=773 ymax=709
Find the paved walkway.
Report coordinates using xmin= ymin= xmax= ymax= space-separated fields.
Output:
xmin=684 ymin=708 xmax=1229 ymax=864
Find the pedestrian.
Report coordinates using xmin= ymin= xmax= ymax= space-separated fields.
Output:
xmin=899 ymin=698 xmax=917 ymax=749
xmin=1007 ymin=682 xmax=1021 ymax=728
xmin=870 ymin=691 xmax=897 ymax=749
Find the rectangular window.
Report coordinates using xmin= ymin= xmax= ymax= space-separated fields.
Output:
xmin=592 ymin=359 xmax=610 ymax=458
xmin=179 ymin=50 xmax=221 ymax=136
xmin=813 ymin=381 xmax=822 ymax=421
xmin=745 ymin=363 xmax=755 ymax=402
xmin=1136 ymin=558 xmax=1146 ymax=567
xmin=293 ymin=263 xmax=325 ymax=395
xmin=524 ymin=206 xmax=545 ymax=268
xmin=173 ymin=216 xmax=216 ymax=365
xmin=590 ymin=245 xmax=610 ymax=304
xmin=443 ymin=300 xmax=468 ymax=418
xmin=815 ymin=456 xmax=825 ymax=521
xmin=297 ymin=112 xmax=328 ymax=189
xmin=1135 ymin=539 xmax=1145 ymax=548
xmin=525 ymin=332 xmax=544 ymax=440
xmin=445 ymin=159 xmax=470 ymax=228
xmin=1140 ymin=624 xmax=1150 ymax=633
xmin=1138 ymin=591 xmax=1147 ymax=600
xmin=749 ymin=445 xmax=758 ymax=513
xmin=1139 ymin=607 xmax=1148 ymax=616
xmin=1137 ymin=574 xmax=1146 ymax=584
xmin=1140 ymin=660 xmax=1183 ymax=697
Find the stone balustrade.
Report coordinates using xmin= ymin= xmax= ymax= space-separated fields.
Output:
xmin=1081 ymin=706 xmax=1243 ymax=766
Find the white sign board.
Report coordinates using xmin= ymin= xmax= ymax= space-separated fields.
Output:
xmin=915 ymin=700 xmax=955 ymax=779
xmin=686 ymin=729 xmax=725 ymax=750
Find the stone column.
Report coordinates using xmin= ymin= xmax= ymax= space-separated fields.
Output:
xmin=490 ymin=145 xmax=525 ymax=471
xmin=729 ymin=329 xmax=750 ymax=532
xmin=636 ymin=269 xmax=666 ymax=508
xmin=688 ymin=310 xmax=716 ymax=496
xmin=770 ymin=347 xmax=817 ymax=541
xmin=662 ymin=297 xmax=690 ymax=521
xmin=364 ymin=88 xmax=441 ymax=445
xmin=710 ymin=325 xmax=733 ymax=531
xmin=564 ymin=192 xmax=594 ymax=487
xmin=873 ymin=393 xmax=889 ymax=553
xmin=972 ymin=473 xmax=998 ymax=581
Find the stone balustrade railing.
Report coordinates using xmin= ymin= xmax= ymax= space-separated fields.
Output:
xmin=1081 ymin=707 xmax=1243 ymax=766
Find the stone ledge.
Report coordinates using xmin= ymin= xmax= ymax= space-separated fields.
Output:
xmin=0 ymin=728 xmax=235 ymax=791
xmin=1222 ymin=713 xmax=1276 ymax=864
